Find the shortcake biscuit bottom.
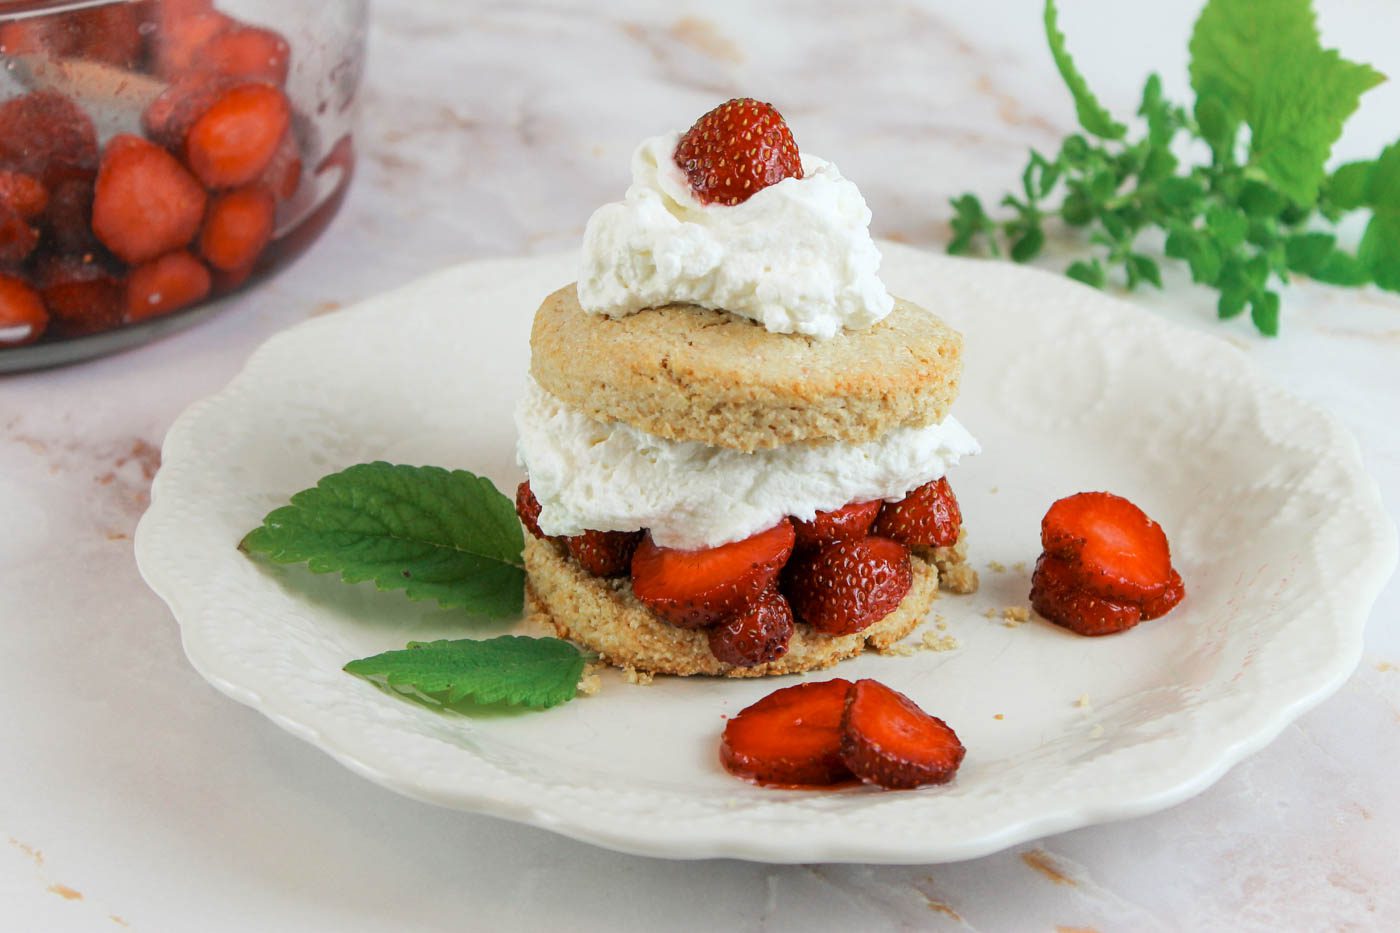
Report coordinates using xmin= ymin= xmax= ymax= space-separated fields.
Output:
xmin=523 ymin=531 xmax=977 ymax=678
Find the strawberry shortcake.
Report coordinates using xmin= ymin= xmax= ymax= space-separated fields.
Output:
xmin=515 ymin=99 xmax=980 ymax=676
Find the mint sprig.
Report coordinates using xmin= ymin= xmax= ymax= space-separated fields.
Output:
xmin=241 ymin=462 xmax=525 ymax=617
xmin=345 ymin=636 xmax=588 ymax=710
xmin=949 ymin=0 xmax=1396 ymax=335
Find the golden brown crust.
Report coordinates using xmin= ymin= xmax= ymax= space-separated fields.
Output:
xmin=524 ymin=534 xmax=974 ymax=677
xmin=529 ymin=284 xmax=964 ymax=452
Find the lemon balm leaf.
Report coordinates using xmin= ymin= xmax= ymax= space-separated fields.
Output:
xmin=345 ymin=637 xmax=587 ymax=710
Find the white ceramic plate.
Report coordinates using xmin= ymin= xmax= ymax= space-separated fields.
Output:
xmin=134 ymin=244 xmax=1396 ymax=864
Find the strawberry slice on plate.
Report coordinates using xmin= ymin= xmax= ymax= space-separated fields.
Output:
xmin=875 ymin=477 xmax=962 ymax=549
xmin=674 ymin=98 xmax=803 ymax=207
xmin=1041 ymin=491 xmax=1175 ymax=603
xmin=840 ymin=679 xmax=965 ymax=789
xmin=720 ymin=679 xmax=852 ymax=786
xmin=784 ymin=535 xmax=912 ymax=635
xmin=631 ymin=520 xmax=795 ymax=629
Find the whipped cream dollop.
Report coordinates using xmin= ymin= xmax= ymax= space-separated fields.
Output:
xmin=516 ymin=378 xmax=979 ymax=550
xmin=576 ymin=132 xmax=894 ymax=340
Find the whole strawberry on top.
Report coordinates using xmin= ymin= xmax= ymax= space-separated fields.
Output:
xmin=673 ymin=98 xmax=803 ymax=206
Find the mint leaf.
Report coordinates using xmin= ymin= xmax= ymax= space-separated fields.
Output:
xmin=1285 ymin=231 xmax=1336 ymax=274
xmin=1359 ymin=141 xmax=1400 ymax=291
xmin=1325 ymin=160 xmax=1374 ymax=211
xmin=242 ymin=462 xmax=525 ymax=616
xmin=1044 ymin=0 xmax=1125 ymax=139
xmin=1189 ymin=0 xmax=1384 ymax=202
xmin=345 ymin=636 xmax=587 ymax=710
xmin=1311 ymin=249 xmax=1370 ymax=286
xmin=1250 ymin=290 xmax=1281 ymax=336
xmin=1066 ymin=259 xmax=1105 ymax=288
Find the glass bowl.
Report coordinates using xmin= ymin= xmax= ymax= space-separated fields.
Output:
xmin=0 ymin=0 xmax=366 ymax=371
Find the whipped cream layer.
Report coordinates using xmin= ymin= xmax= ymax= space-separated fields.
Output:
xmin=515 ymin=377 xmax=979 ymax=551
xmin=577 ymin=132 xmax=894 ymax=340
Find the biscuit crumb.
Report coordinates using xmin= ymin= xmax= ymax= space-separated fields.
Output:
xmin=921 ymin=630 xmax=960 ymax=652
xmin=1377 ymin=661 xmax=1396 ymax=673
xmin=936 ymin=621 xmax=947 ymax=631
xmin=990 ymin=486 xmax=999 ymax=494
xmin=1012 ymin=561 xmax=1028 ymax=574
xmin=984 ymin=607 xmax=999 ymax=620
xmin=1002 ymin=606 xmax=1030 ymax=623
xmin=879 ymin=642 xmax=918 ymax=657
xmin=939 ymin=563 xmax=979 ymax=594
xmin=1074 ymin=693 xmax=1091 ymax=709
xmin=577 ymin=665 xmax=603 ymax=697
xmin=1089 ymin=724 xmax=1105 ymax=739
xmin=987 ymin=560 xmax=1007 ymax=573
xmin=624 ymin=667 xmax=654 ymax=686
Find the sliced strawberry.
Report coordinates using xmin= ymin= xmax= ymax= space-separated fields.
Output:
xmin=0 ymin=91 xmax=99 ymax=183
xmin=0 ymin=204 xmax=38 ymax=266
xmin=0 ymin=274 xmax=48 ymax=347
xmin=720 ymin=679 xmax=853 ymax=786
xmin=126 ymin=250 xmax=211 ymax=322
xmin=515 ymin=481 xmax=546 ymax=539
xmin=840 ymin=679 xmax=965 ymax=789
xmin=0 ymin=171 xmax=49 ymax=220
xmin=184 ymin=83 xmax=292 ymax=189
xmin=708 ymin=589 xmax=794 ymax=667
xmin=566 ymin=529 xmax=642 ymax=578
xmin=201 ymin=26 xmax=292 ymax=85
xmin=793 ymin=500 xmax=881 ymax=552
xmin=35 ymin=254 xmax=124 ymax=337
xmin=199 ymin=186 xmax=275 ymax=271
xmin=875 ymin=477 xmax=962 ymax=549
xmin=784 ymin=535 xmax=912 ymax=636
xmin=631 ymin=521 xmax=795 ymax=629
xmin=92 ymin=135 xmax=207 ymax=265
xmin=1042 ymin=492 xmax=1174 ymax=603
xmin=1139 ymin=567 xmax=1185 ymax=621
xmin=1029 ymin=553 xmax=1141 ymax=637
xmin=674 ymin=98 xmax=803 ymax=207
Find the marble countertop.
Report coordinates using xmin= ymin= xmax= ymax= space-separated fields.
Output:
xmin=3 ymin=0 xmax=1397 ymax=929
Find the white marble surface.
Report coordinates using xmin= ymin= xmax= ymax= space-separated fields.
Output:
xmin=2 ymin=0 xmax=1397 ymax=929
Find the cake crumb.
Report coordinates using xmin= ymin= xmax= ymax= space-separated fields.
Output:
xmin=1090 ymin=724 xmax=1105 ymax=739
xmin=940 ymin=563 xmax=979 ymax=594
xmin=920 ymin=630 xmax=960 ymax=652
xmin=1002 ymin=606 xmax=1030 ymax=623
xmin=984 ymin=607 xmax=999 ymax=620
xmin=936 ymin=621 xmax=948 ymax=631
xmin=1377 ymin=661 xmax=1396 ymax=673
xmin=1012 ymin=561 xmax=1028 ymax=574
xmin=1074 ymin=693 xmax=1091 ymax=709
xmin=577 ymin=665 xmax=603 ymax=697
xmin=879 ymin=642 xmax=918 ymax=657
xmin=987 ymin=560 xmax=1007 ymax=573
xmin=624 ymin=667 xmax=654 ymax=686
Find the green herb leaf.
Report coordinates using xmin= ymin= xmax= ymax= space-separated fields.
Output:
xmin=1250 ymin=290 xmax=1281 ymax=336
xmin=241 ymin=462 xmax=525 ymax=616
xmin=1359 ymin=141 xmax=1400 ymax=291
xmin=1311 ymin=249 xmax=1371 ymax=286
xmin=345 ymin=636 xmax=587 ymax=710
xmin=1011 ymin=226 xmax=1046 ymax=262
xmin=1066 ymin=259 xmax=1105 ymax=288
xmin=1325 ymin=160 xmax=1374 ymax=211
xmin=1043 ymin=0 xmax=1125 ymax=139
xmin=1284 ymin=231 xmax=1336 ymax=274
xmin=1189 ymin=0 xmax=1384 ymax=202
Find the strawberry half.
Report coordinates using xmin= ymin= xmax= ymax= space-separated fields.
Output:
xmin=515 ymin=481 xmax=546 ymax=540
xmin=793 ymin=500 xmax=882 ymax=552
xmin=1041 ymin=491 xmax=1174 ymax=603
xmin=874 ymin=477 xmax=962 ymax=549
xmin=707 ymin=589 xmax=794 ymax=667
xmin=840 ymin=679 xmax=965 ymax=789
xmin=567 ymin=529 xmax=642 ymax=578
xmin=674 ymin=98 xmax=803 ymax=207
xmin=720 ymin=679 xmax=853 ymax=786
xmin=784 ymin=535 xmax=912 ymax=635
xmin=1030 ymin=553 xmax=1141 ymax=637
xmin=631 ymin=521 xmax=795 ymax=629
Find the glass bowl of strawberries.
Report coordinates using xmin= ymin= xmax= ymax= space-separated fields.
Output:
xmin=0 ymin=0 xmax=366 ymax=370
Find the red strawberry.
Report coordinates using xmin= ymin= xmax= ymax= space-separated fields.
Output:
xmin=0 ymin=91 xmax=98 ymax=183
xmin=793 ymin=500 xmax=882 ymax=552
xmin=0 ymin=171 xmax=49 ymax=220
xmin=674 ymin=98 xmax=803 ymax=207
xmin=39 ymin=173 xmax=99 ymax=255
xmin=201 ymin=26 xmax=292 ymax=85
xmin=1139 ymin=567 xmax=1185 ymax=621
xmin=92 ymin=135 xmax=207 ymax=265
xmin=784 ymin=535 xmax=912 ymax=635
xmin=1029 ymin=553 xmax=1141 ymax=637
xmin=125 ymin=250 xmax=211 ymax=323
xmin=631 ymin=520 xmax=795 ymax=629
xmin=0 ymin=204 xmax=38 ymax=265
xmin=708 ymin=589 xmax=794 ymax=667
xmin=515 ymin=481 xmax=546 ymax=540
xmin=874 ymin=477 xmax=962 ymax=549
xmin=720 ymin=679 xmax=853 ymax=786
xmin=35 ymin=253 xmax=124 ymax=337
xmin=567 ymin=529 xmax=642 ymax=578
xmin=840 ymin=679 xmax=965 ymax=789
xmin=1041 ymin=492 xmax=1174 ymax=603
xmin=0 ymin=274 xmax=48 ymax=347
